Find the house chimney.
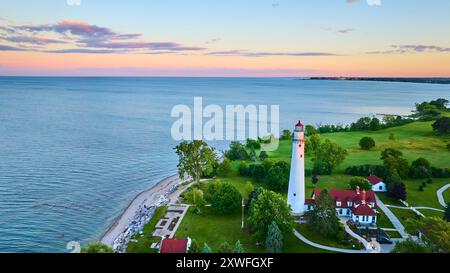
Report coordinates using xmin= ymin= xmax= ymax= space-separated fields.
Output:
xmin=356 ymin=186 xmax=360 ymax=195
xmin=362 ymin=190 xmax=367 ymax=205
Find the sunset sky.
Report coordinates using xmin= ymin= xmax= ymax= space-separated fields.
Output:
xmin=1 ymin=0 xmax=450 ymax=77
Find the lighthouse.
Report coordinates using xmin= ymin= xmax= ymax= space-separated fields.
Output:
xmin=287 ymin=121 xmax=306 ymax=215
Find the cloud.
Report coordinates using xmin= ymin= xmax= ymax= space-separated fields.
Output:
xmin=367 ymin=45 xmax=450 ymax=54
xmin=336 ymin=28 xmax=355 ymax=34
xmin=206 ymin=50 xmax=338 ymax=57
xmin=1 ymin=35 xmax=66 ymax=45
xmin=1 ymin=20 xmax=205 ymax=54
xmin=0 ymin=44 xmax=25 ymax=51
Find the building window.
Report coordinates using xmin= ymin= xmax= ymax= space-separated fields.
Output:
xmin=339 ymin=209 xmax=343 ymax=215
xmin=379 ymin=186 xmax=383 ymax=190
xmin=336 ymin=201 xmax=341 ymax=207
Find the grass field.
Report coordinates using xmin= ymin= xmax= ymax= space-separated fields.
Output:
xmin=175 ymin=206 xmax=329 ymax=253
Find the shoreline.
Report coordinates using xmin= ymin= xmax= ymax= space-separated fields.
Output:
xmin=100 ymin=173 xmax=183 ymax=247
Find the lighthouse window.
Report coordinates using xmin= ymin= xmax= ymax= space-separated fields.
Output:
xmin=293 ymin=193 xmax=297 ymax=197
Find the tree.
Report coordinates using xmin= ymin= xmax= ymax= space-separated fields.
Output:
xmin=202 ymin=243 xmax=213 ymax=253
xmin=381 ymin=148 xmax=403 ymax=160
xmin=175 ymin=140 xmax=218 ymax=183
xmin=410 ymin=166 xmax=431 ymax=179
xmin=359 ymin=137 xmax=376 ymax=150
xmin=243 ymin=181 xmax=255 ymax=200
xmin=408 ymin=217 xmax=450 ymax=253
xmin=218 ymin=241 xmax=233 ymax=253
xmin=281 ymin=129 xmax=292 ymax=140
xmin=312 ymin=139 xmax=348 ymax=175
xmin=349 ymin=177 xmax=372 ymax=191
xmin=265 ymin=161 xmax=290 ymax=191
xmin=238 ymin=161 xmax=251 ymax=176
xmin=226 ymin=141 xmax=249 ymax=160
xmin=81 ymin=243 xmax=113 ymax=253
xmin=245 ymin=187 xmax=263 ymax=209
xmin=211 ymin=183 xmax=242 ymax=214
xmin=352 ymin=117 xmax=372 ymax=130
xmin=381 ymin=148 xmax=409 ymax=179
xmin=391 ymin=238 xmax=433 ymax=253
xmin=305 ymin=134 xmax=321 ymax=154
xmin=249 ymin=147 xmax=257 ymax=161
xmin=305 ymin=125 xmax=318 ymax=136
xmin=248 ymin=190 xmax=294 ymax=242
xmin=192 ymin=188 xmax=206 ymax=214
xmin=412 ymin=158 xmax=431 ymax=170
xmin=218 ymin=158 xmax=233 ymax=177
xmin=369 ymin=118 xmax=381 ymax=131
xmin=387 ymin=182 xmax=407 ymax=201
xmin=307 ymin=189 xmax=341 ymax=238
xmin=430 ymin=98 xmax=449 ymax=110
xmin=444 ymin=203 xmax=450 ymax=222
xmin=432 ymin=117 xmax=450 ymax=134
xmin=447 ymin=143 xmax=450 ymax=152
xmin=251 ymin=164 xmax=267 ymax=182
xmin=265 ymin=221 xmax=283 ymax=253
xmin=259 ymin=151 xmax=268 ymax=161
xmin=233 ymin=241 xmax=245 ymax=253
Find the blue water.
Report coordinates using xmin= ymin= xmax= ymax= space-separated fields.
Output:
xmin=0 ymin=77 xmax=448 ymax=252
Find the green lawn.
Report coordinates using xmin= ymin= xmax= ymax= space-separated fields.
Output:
xmin=384 ymin=230 xmax=402 ymax=239
xmin=175 ymin=206 xmax=330 ymax=253
xmin=295 ymin=224 xmax=361 ymax=250
xmin=388 ymin=207 xmax=422 ymax=234
xmin=376 ymin=208 xmax=395 ymax=229
xmin=417 ymin=209 xmax=444 ymax=219
xmin=126 ymin=206 xmax=168 ymax=253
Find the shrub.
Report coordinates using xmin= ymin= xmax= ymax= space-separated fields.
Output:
xmin=259 ymin=151 xmax=269 ymax=161
xmin=238 ymin=161 xmax=251 ymax=176
xmin=251 ymin=164 xmax=267 ymax=182
xmin=432 ymin=117 xmax=450 ymax=134
xmin=218 ymin=158 xmax=233 ymax=177
xmin=359 ymin=137 xmax=376 ymax=150
xmin=226 ymin=141 xmax=249 ymax=160
xmin=410 ymin=166 xmax=431 ymax=179
xmin=345 ymin=165 xmax=387 ymax=178
xmin=280 ymin=130 xmax=292 ymax=140
xmin=211 ymin=183 xmax=242 ymax=214
xmin=411 ymin=158 xmax=431 ymax=170
xmin=246 ymin=139 xmax=261 ymax=150
xmin=447 ymin=143 xmax=450 ymax=152
xmin=218 ymin=241 xmax=233 ymax=253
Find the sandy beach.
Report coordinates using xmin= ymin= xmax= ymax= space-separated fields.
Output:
xmin=100 ymin=174 xmax=187 ymax=247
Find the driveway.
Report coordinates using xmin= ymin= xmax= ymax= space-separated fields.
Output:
xmin=375 ymin=195 xmax=409 ymax=239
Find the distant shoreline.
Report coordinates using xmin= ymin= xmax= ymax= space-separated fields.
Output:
xmin=308 ymin=77 xmax=450 ymax=85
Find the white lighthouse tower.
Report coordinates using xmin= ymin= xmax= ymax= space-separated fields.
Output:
xmin=287 ymin=121 xmax=306 ymax=215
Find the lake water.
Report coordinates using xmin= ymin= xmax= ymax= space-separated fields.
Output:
xmin=0 ymin=77 xmax=448 ymax=252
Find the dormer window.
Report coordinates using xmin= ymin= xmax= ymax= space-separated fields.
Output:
xmin=336 ymin=201 xmax=341 ymax=207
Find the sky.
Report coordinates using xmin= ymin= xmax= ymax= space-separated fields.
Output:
xmin=1 ymin=0 xmax=450 ymax=77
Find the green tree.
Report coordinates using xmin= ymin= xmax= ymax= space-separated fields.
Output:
xmin=444 ymin=203 xmax=450 ymax=222
xmin=359 ymin=137 xmax=376 ymax=150
xmin=238 ymin=161 xmax=251 ymax=176
xmin=211 ymin=183 xmax=242 ymax=214
xmin=243 ymin=181 xmax=255 ymax=200
xmin=412 ymin=158 xmax=431 ymax=170
xmin=218 ymin=158 xmax=233 ymax=177
xmin=175 ymin=140 xmax=218 ymax=184
xmin=81 ymin=243 xmax=113 ymax=253
xmin=349 ymin=177 xmax=372 ymax=191
xmin=307 ymin=189 xmax=341 ymax=238
xmin=233 ymin=240 xmax=245 ymax=253
xmin=369 ymin=118 xmax=382 ymax=131
xmin=391 ymin=238 xmax=433 ymax=253
xmin=381 ymin=148 xmax=409 ymax=179
xmin=246 ymin=139 xmax=261 ymax=150
xmin=226 ymin=141 xmax=249 ymax=160
xmin=447 ymin=143 xmax=450 ymax=152
xmin=305 ymin=125 xmax=318 ymax=136
xmin=381 ymin=148 xmax=403 ymax=160
xmin=281 ymin=129 xmax=292 ymax=140
xmin=432 ymin=117 xmax=450 ymax=134
xmin=202 ymin=243 xmax=213 ymax=253
xmin=248 ymin=190 xmax=294 ymax=242
xmin=407 ymin=217 xmax=450 ymax=253
xmin=312 ymin=139 xmax=348 ymax=175
xmin=265 ymin=221 xmax=283 ymax=253
xmin=218 ymin=241 xmax=233 ymax=253
xmin=305 ymin=134 xmax=321 ymax=154
xmin=192 ymin=188 xmax=206 ymax=214
xmin=387 ymin=182 xmax=407 ymax=201
xmin=266 ymin=166 xmax=288 ymax=191
xmin=259 ymin=151 xmax=269 ymax=161
xmin=249 ymin=147 xmax=257 ymax=161
xmin=251 ymin=164 xmax=267 ymax=182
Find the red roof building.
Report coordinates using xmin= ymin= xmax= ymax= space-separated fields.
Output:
xmin=308 ymin=188 xmax=378 ymax=226
xmin=159 ymin=238 xmax=189 ymax=253
xmin=367 ymin=175 xmax=383 ymax=185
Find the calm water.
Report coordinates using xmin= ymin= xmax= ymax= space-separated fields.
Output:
xmin=0 ymin=77 xmax=449 ymax=252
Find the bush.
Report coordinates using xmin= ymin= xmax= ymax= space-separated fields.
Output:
xmin=218 ymin=158 xmax=233 ymax=177
xmin=251 ymin=164 xmax=267 ymax=182
xmin=359 ymin=137 xmax=376 ymax=150
xmin=211 ymin=183 xmax=242 ymax=214
xmin=266 ymin=166 xmax=288 ymax=191
xmin=259 ymin=151 xmax=268 ymax=161
xmin=280 ymin=130 xmax=292 ymax=140
xmin=246 ymin=139 xmax=261 ymax=150
xmin=411 ymin=158 xmax=431 ymax=170
xmin=430 ymin=167 xmax=450 ymax=178
xmin=226 ymin=141 xmax=249 ymax=160
xmin=349 ymin=177 xmax=372 ymax=191
xmin=447 ymin=143 xmax=450 ymax=152
xmin=238 ymin=161 xmax=251 ymax=177
xmin=432 ymin=117 xmax=450 ymax=134
xmin=410 ymin=166 xmax=431 ymax=179
xmin=345 ymin=165 xmax=388 ymax=178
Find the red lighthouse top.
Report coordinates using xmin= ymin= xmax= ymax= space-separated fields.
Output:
xmin=295 ymin=121 xmax=304 ymax=127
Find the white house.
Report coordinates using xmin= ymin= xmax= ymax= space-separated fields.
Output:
xmin=367 ymin=175 xmax=387 ymax=192
xmin=306 ymin=188 xmax=378 ymax=226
